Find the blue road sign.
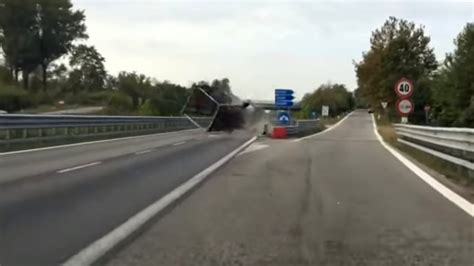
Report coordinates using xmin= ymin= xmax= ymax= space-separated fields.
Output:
xmin=278 ymin=111 xmax=290 ymax=125
xmin=275 ymin=101 xmax=294 ymax=107
xmin=275 ymin=95 xmax=295 ymax=101
xmin=275 ymin=89 xmax=294 ymax=94
xmin=275 ymin=89 xmax=294 ymax=108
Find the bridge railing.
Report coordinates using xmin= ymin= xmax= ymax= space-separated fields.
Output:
xmin=394 ymin=124 xmax=474 ymax=177
xmin=0 ymin=114 xmax=212 ymax=147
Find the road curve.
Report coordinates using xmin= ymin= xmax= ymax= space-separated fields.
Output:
xmin=107 ymin=110 xmax=473 ymax=266
xmin=0 ymin=130 xmax=253 ymax=265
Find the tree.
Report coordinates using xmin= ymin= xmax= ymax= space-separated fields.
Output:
xmin=151 ymin=81 xmax=188 ymax=115
xmin=36 ymin=0 xmax=87 ymax=90
xmin=68 ymin=44 xmax=106 ymax=92
xmin=0 ymin=0 xmax=87 ymax=90
xmin=191 ymin=78 xmax=233 ymax=104
xmin=0 ymin=0 xmax=39 ymax=87
xmin=116 ymin=71 xmax=151 ymax=109
xmin=355 ymin=17 xmax=437 ymax=122
xmin=431 ymin=23 xmax=474 ymax=127
xmin=301 ymin=83 xmax=354 ymax=118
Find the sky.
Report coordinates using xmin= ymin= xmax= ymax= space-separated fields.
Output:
xmin=73 ymin=0 xmax=473 ymax=100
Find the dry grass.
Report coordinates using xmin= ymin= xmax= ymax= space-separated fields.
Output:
xmin=320 ymin=116 xmax=344 ymax=127
xmin=377 ymin=125 xmax=398 ymax=145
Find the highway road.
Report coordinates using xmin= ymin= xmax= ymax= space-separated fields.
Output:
xmin=108 ymin=110 xmax=473 ymax=266
xmin=0 ymin=129 xmax=253 ymax=265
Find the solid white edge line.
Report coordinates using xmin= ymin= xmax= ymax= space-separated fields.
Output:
xmin=0 ymin=128 xmax=200 ymax=156
xmin=293 ymin=111 xmax=354 ymax=142
xmin=135 ymin=149 xmax=153 ymax=155
xmin=371 ymin=114 xmax=473 ymax=217
xmin=237 ymin=143 xmax=269 ymax=157
xmin=62 ymin=136 xmax=257 ymax=266
xmin=173 ymin=141 xmax=186 ymax=146
xmin=57 ymin=162 xmax=102 ymax=174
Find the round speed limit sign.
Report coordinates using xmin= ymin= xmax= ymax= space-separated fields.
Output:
xmin=394 ymin=78 xmax=414 ymax=98
xmin=396 ymin=98 xmax=414 ymax=116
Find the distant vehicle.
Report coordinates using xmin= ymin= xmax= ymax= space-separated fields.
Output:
xmin=0 ymin=110 xmax=7 ymax=114
xmin=368 ymin=108 xmax=374 ymax=113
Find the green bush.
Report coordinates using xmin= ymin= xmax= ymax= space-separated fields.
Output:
xmin=0 ymin=84 xmax=32 ymax=112
xmin=86 ymin=91 xmax=113 ymax=105
xmin=139 ymin=99 xmax=160 ymax=116
xmin=104 ymin=92 xmax=134 ymax=115
xmin=31 ymin=91 xmax=56 ymax=106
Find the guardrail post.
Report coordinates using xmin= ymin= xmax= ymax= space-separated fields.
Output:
xmin=22 ymin=129 xmax=27 ymax=139
xmin=5 ymin=129 xmax=10 ymax=140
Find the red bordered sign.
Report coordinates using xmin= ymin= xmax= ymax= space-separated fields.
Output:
xmin=396 ymin=98 xmax=414 ymax=116
xmin=394 ymin=78 xmax=414 ymax=98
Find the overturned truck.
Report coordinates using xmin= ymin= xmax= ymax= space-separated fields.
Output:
xmin=207 ymin=102 xmax=251 ymax=132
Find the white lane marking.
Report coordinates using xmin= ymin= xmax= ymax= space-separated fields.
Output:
xmin=293 ymin=111 xmax=354 ymax=142
xmin=0 ymin=128 xmax=201 ymax=156
xmin=63 ymin=136 xmax=257 ymax=266
xmin=237 ymin=143 xmax=269 ymax=157
xmin=371 ymin=115 xmax=474 ymax=217
xmin=57 ymin=162 xmax=102 ymax=174
xmin=173 ymin=141 xmax=186 ymax=146
xmin=135 ymin=149 xmax=153 ymax=155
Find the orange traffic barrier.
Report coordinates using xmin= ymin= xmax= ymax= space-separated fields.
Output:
xmin=272 ymin=126 xmax=288 ymax=139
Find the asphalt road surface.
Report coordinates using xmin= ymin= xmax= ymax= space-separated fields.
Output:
xmin=108 ymin=110 xmax=473 ymax=266
xmin=0 ymin=129 xmax=252 ymax=265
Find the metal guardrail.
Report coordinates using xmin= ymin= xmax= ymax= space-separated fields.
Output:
xmin=285 ymin=119 xmax=320 ymax=136
xmin=0 ymin=114 xmax=213 ymax=145
xmin=394 ymin=124 xmax=474 ymax=175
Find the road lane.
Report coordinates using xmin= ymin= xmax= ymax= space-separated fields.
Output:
xmin=0 ymin=128 xmax=203 ymax=184
xmin=0 ymin=131 xmax=253 ymax=265
xmin=107 ymin=110 xmax=473 ymax=266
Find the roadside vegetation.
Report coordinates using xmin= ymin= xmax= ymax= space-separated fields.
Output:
xmin=0 ymin=0 xmax=234 ymax=115
xmin=356 ymin=17 xmax=474 ymax=193
xmin=355 ymin=17 xmax=473 ymax=128
xmin=299 ymin=83 xmax=354 ymax=119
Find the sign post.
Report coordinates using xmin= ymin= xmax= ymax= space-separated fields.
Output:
xmin=277 ymin=111 xmax=290 ymax=125
xmin=396 ymin=98 xmax=414 ymax=123
xmin=275 ymin=89 xmax=294 ymax=124
xmin=380 ymin=101 xmax=388 ymax=120
xmin=394 ymin=78 xmax=414 ymax=98
xmin=394 ymin=78 xmax=415 ymax=123
xmin=322 ymin=105 xmax=329 ymax=117
xmin=424 ymin=105 xmax=431 ymax=125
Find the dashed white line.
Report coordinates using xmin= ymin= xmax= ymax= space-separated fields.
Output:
xmin=135 ymin=149 xmax=153 ymax=155
xmin=0 ymin=128 xmax=200 ymax=156
xmin=173 ymin=141 xmax=186 ymax=146
xmin=63 ymin=136 xmax=257 ymax=266
xmin=57 ymin=162 xmax=102 ymax=174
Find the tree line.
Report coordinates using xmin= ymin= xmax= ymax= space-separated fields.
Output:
xmin=0 ymin=0 xmax=234 ymax=115
xmin=300 ymin=83 xmax=354 ymax=118
xmin=355 ymin=17 xmax=473 ymax=127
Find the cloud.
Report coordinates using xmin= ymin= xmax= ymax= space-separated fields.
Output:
xmin=73 ymin=0 xmax=473 ymax=100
